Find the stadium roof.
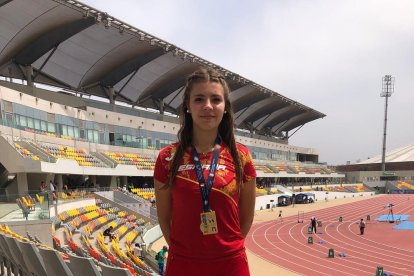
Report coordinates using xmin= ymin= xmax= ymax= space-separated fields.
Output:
xmin=357 ymin=143 xmax=414 ymax=164
xmin=0 ymin=0 xmax=325 ymax=137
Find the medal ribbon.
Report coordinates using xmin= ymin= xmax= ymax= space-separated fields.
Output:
xmin=192 ymin=137 xmax=221 ymax=212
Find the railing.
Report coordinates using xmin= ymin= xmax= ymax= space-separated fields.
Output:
xmin=0 ymin=191 xmax=53 ymax=221
xmin=0 ymin=187 xmax=117 ymax=223
xmin=96 ymin=190 xmax=156 ymax=222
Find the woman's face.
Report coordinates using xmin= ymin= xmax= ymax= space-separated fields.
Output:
xmin=187 ymin=81 xmax=226 ymax=133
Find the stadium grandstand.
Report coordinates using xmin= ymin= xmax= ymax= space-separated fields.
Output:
xmin=0 ymin=0 xmax=376 ymax=275
xmin=336 ymin=143 xmax=414 ymax=194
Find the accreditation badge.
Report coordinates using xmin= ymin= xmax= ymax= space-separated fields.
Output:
xmin=200 ymin=210 xmax=218 ymax=235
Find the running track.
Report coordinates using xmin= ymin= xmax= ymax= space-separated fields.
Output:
xmin=246 ymin=194 xmax=414 ymax=276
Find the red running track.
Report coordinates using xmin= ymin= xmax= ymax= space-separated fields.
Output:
xmin=246 ymin=194 xmax=414 ymax=276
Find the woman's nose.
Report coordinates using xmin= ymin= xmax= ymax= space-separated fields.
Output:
xmin=203 ymin=99 xmax=213 ymax=109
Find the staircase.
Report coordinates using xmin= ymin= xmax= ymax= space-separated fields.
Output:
xmin=17 ymin=141 xmax=55 ymax=162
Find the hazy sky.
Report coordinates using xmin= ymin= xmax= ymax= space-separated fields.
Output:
xmin=81 ymin=0 xmax=414 ymax=165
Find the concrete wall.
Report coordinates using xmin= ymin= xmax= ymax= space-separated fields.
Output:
xmin=0 ymin=136 xmax=26 ymax=172
xmin=6 ymin=220 xmax=53 ymax=247
xmin=255 ymin=191 xmax=375 ymax=210
xmin=142 ymin=224 xmax=163 ymax=246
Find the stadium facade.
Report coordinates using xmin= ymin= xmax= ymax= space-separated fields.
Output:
xmin=336 ymin=144 xmax=414 ymax=185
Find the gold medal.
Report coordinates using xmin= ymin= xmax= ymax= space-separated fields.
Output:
xmin=200 ymin=211 xmax=218 ymax=235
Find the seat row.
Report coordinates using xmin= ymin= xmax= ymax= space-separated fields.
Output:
xmin=51 ymin=199 xmax=153 ymax=274
xmin=0 ymin=228 xmax=132 ymax=276
xmin=255 ymin=163 xmax=335 ymax=175
xmin=131 ymin=188 xmax=155 ymax=201
xmin=33 ymin=142 xmax=108 ymax=167
xmin=103 ymin=152 xmax=156 ymax=167
xmin=395 ymin=181 xmax=414 ymax=190
xmin=54 ymin=206 xmax=150 ymax=275
xmin=14 ymin=142 xmax=40 ymax=160
xmin=16 ymin=195 xmax=38 ymax=219
xmin=58 ymin=205 xmax=99 ymax=222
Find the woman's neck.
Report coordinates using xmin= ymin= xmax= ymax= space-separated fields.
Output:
xmin=192 ymin=129 xmax=219 ymax=154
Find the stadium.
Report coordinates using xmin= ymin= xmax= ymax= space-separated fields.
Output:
xmin=0 ymin=0 xmax=413 ymax=275
xmin=336 ymin=144 xmax=414 ymax=194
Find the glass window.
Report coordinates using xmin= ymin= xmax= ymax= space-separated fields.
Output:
xmin=41 ymin=121 xmax=47 ymax=131
xmin=13 ymin=103 xmax=23 ymax=115
xmin=26 ymin=107 xmax=34 ymax=118
xmin=34 ymin=119 xmax=40 ymax=130
xmin=99 ymin=132 xmax=105 ymax=144
xmin=142 ymin=138 xmax=147 ymax=149
xmin=14 ymin=114 xmax=19 ymax=126
xmin=48 ymin=122 xmax=55 ymax=133
xmin=40 ymin=111 xmax=47 ymax=121
xmin=87 ymin=130 xmax=94 ymax=141
xmin=67 ymin=116 xmax=73 ymax=126
xmin=27 ymin=117 xmax=34 ymax=129
xmin=68 ymin=126 xmax=74 ymax=137
xmin=60 ymin=116 xmax=67 ymax=125
xmin=62 ymin=125 xmax=68 ymax=136
xmin=33 ymin=109 xmax=40 ymax=120
xmin=5 ymin=113 xmax=14 ymax=127
xmin=74 ymin=127 xmax=79 ymax=139
xmin=93 ymin=130 xmax=99 ymax=143
xmin=20 ymin=116 xmax=27 ymax=127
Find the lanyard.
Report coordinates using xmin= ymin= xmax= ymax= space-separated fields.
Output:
xmin=192 ymin=138 xmax=220 ymax=212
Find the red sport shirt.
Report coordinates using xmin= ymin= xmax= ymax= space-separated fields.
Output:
xmin=154 ymin=142 xmax=256 ymax=260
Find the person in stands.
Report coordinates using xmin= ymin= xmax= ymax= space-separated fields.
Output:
xmin=49 ymin=180 xmax=56 ymax=200
xmin=103 ymin=226 xmax=115 ymax=242
xmin=157 ymin=245 xmax=168 ymax=276
xmin=134 ymin=242 xmax=143 ymax=259
xmin=39 ymin=181 xmax=46 ymax=192
xmin=154 ymin=68 xmax=256 ymax=275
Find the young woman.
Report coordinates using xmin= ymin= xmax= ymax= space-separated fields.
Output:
xmin=154 ymin=68 xmax=256 ymax=275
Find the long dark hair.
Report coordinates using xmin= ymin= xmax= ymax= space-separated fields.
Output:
xmin=166 ymin=68 xmax=243 ymax=190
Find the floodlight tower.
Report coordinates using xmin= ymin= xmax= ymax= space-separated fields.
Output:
xmin=380 ymin=75 xmax=394 ymax=172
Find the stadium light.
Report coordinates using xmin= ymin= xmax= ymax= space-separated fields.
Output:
xmin=380 ymin=75 xmax=394 ymax=172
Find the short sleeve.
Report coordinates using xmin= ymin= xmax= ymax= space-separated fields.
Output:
xmin=153 ymin=144 xmax=176 ymax=184
xmin=237 ymin=144 xmax=256 ymax=183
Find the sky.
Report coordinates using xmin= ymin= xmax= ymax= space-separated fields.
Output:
xmin=81 ymin=0 xmax=414 ymax=165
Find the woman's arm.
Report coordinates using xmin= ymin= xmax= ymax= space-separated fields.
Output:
xmin=154 ymin=179 xmax=172 ymax=246
xmin=238 ymin=179 xmax=256 ymax=237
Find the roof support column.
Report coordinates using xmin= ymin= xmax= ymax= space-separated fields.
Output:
xmin=108 ymin=87 xmax=114 ymax=104
xmin=248 ymin=123 xmax=254 ymax=134
xmin=158 ymin=99 xmax=164 ymax=115
xmin=108 ymin=87 xmax=116 ymax=112
xmin=25 ymin=65 xmax=33 ymax=87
